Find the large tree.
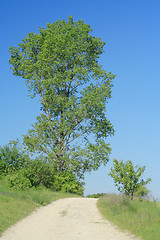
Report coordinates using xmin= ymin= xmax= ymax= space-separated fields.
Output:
xmin=9 ymin=16 xmax=115 ymax=183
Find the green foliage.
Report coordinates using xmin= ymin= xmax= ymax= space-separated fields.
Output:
xmin=4 ymin=159 xmax=83 ymax=194
xmin=4 ymin=161 xmax=50 ymax=191
xmin=135 ymin=185 xmax=150 ymax=199
xmin=53 ymin=171 xmax=84 ymax=195
xmin=21 ymin=158 xmax=56 ymax=189
xmin=5 ymin=172 xmax=32 ymax=190
xmin=109 ymin=159 xmax=151 ymax=199
xmin=0 ymin=140 xmax=83 ymax=194
xmin=86 ymin=193 xmax=105 ymax=198
xmin=97 ymin=194 xmax=160 ymax=240
xmin=9 ymin=16 xmax=115 ymax=184
xmin=0 ymin=140 xmax=29 ymax=177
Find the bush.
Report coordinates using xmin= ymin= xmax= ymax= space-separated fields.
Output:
xmin=53 ymin=171 xmax=84 ymax=195
xmin=0 ymin=140 xmax=29 ymax=177
xmin=22 ymin=158 xmax=56 ymax=189
xmin=5 ymin=172 xmax=32 ymax=190
xmin=0 ymin=141 xmax=84 ymax=195
xmin=3 ymin=156 xmax=84 ymax=194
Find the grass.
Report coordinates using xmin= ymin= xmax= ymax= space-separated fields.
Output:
xmin=97 ymin=194 xmax=160 ymax=240
xmin=0 ymin=181 xmax=81 ymax=236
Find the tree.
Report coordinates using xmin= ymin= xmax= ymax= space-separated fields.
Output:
xmin=109 ymin=159 xmax=151 ymax=200
xmin=9 ymin=16 xmax=115 ymax=186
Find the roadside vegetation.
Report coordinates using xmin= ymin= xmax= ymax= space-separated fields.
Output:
xmin=97 ymin=159 xmax=159 ymax=239
xmin=0 ymin=181 xmax=80 ymax=236
xmin=86 ymin=193 xmax=105 ymax=198
xmin=0 ymin=140 xmax=84 ymax=194
xmin=97 ymin=194 xmax=160 ymax=240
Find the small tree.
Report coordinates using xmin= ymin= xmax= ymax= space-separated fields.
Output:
xmin=109 ymin=159 xmax=151 ymax=200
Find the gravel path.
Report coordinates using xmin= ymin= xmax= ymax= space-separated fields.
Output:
xmin=0 ymin=198 xmax=139 ymax=240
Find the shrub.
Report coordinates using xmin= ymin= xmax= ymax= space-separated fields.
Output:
xmin=5 ymin=172 xmax=32 ymax=190
xmin=0 ymin=141 xmax=84 ymax=194
xmin=22 ymin=158 xmax=56 ymax=189
xmin=0 ymin=140 xmax=29 ymax=177
xmin=53 ymin=171 xmax=84 ymax=195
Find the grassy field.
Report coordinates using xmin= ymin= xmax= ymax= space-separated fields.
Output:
xmin=0 ymin=181 xmax=81 ymax=236
xmin=97 ymin=194 xmax=160 ymax=240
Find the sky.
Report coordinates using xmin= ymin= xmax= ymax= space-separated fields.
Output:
xmin=1 ymin=0 xmax=160 ymax=199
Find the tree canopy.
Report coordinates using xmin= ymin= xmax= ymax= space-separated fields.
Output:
xmin=9 ymin=16 xmax=115 ymax=187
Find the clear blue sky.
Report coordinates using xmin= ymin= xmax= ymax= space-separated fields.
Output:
xmin=1 ymin=0 xmax=160 ymax=199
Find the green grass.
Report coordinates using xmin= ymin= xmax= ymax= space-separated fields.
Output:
xmin=97 ymin=194 xmax=160 ymax=240
xmin=0 ymin=181 xmax=81 ymax=236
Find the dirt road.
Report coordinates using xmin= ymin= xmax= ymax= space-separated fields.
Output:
xmin=0 ymin=198 xmax=139 ymax=240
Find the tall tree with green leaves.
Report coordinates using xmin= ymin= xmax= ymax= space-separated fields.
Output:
xmin=9 ymin=16 xmax=115 ymax=184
